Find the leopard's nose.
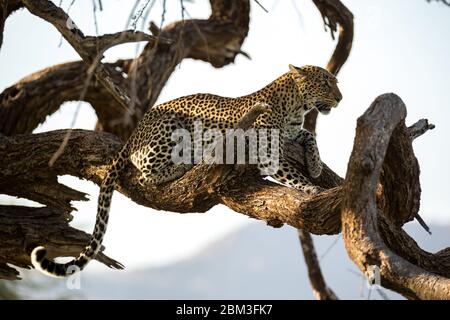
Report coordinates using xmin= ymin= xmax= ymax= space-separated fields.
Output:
xmin=335 ymin=92 xmax=342 ymax=103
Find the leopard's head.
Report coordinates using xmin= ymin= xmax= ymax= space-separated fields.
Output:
xmin=288 ymin=64 xmax=342 ymax=115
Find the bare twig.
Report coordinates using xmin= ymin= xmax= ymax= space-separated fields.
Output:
xmin=409 ymin=119 xmax=435 ymax=140
xmin=254 ymin=0 xmax=269 ymax=13
xmin=319 ymin=235 xmax=340 ymax=261
xmin=160 ymin=0 xmax=167 ymax=28
xmin=92 ymin=0 xmax=99 ymax=35
xmin=180 ymin=0 xmax=186 ymax=20
xmin=125 ymin=0 xmax=141 ymax=29
xmin=426 ymin=0 xmax=450 ymax=7
xmin=130 ymin=0 xmax=153 ymax=30
xmin=49 ymin=57 xmax=102 ymax=166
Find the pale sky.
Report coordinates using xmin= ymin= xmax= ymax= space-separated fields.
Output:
xmin=1 ymin=0 xmax=450 ymax=274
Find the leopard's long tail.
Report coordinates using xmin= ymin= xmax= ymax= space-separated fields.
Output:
xmin=31 ymin=146 xmax=129 ymax=277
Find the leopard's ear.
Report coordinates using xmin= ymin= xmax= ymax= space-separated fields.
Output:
xmin=288 ymin=64 xmax=307 ymax=82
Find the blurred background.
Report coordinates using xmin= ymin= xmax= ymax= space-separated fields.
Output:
xmin=0 ymin=0 xmax=449 ymax=299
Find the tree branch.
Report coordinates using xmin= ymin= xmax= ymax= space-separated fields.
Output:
xmin=21 ymin=0 xmax=158 ymax=111
xmin=297 ymin=230 xmax=338 ymax=300
xmin=1 ymin=0 xmax=251 ymax=140
xmin=0 ymin=0 xmax=23 ymax=49
xmin=0 ymin=205 xmax=123 ymax=280
xmin=426 ymin=0 xmax=450 ymax=8
xmin=128 ymin=0 xmax=251 ymax=124
xmin=0 ymin=60 xmax=131 ymax=136
xmin=304 ymin=0 xmax=354 ymax=132
xmin=342 ymin=93 xmax=450 ymax=300
xmin=1 ymin=1 xmax=447 ymax=301
xmin=0 ymin=128 xmax=342 ymax=279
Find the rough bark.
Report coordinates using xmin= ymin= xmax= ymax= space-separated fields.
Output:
xmin=0 ymin=130 xmax=342 ymax=234
xmin=0 ymin=0 xmax=250 ymax=141
xmin=342 ymin=93 xmax=450 ymax=300
xmin=0 ymin=206 xmax=123 ymax=280
xmin=0 ymin=0 xmax=248 ymax=279
xmin=0 ymin=60 xmax=131 ymax=138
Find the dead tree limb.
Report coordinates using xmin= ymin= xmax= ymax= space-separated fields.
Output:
xmin=342 ymin=93 xmax=450 ymax=300
xmin=0 ymin=0 xmax=251 ymax=140
xmin=0 ymin=206 xmax=123 ymax=280
xmin=0 ymin=60 xmax=131 ymax=137
xmin=21 ymin=0 xmax=164 ymax=131
xmin=298 ymin=230 xmax=338 ymax=300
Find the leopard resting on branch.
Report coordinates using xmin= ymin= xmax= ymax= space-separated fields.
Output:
xmin=31 ymin=64 xmax=342 ymax=277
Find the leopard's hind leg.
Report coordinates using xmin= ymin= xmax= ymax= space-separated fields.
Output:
xmin=130 ymin=114 xmax=193 ymax=186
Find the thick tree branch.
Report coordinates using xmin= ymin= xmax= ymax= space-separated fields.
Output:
xmin=127 ymin=0 xmax=251 ymax=125
xmin=1 ymin=0 xmax=251 ymax=140
xmin=84 ymin=31 xmax=171 ymax=55
xmin=20 ymin=0 xmax=163 ymax=131
xmin=312 ymin=0 xmax=354 ymax=75
xmin=342 ymin=93 xmax=450 ymax=300
xmin=0 ymin=205 xmax=123 ymax=280
xmin=0 ymin=60 xmax=131 ymax=136
xmin=0 ymin=129 xmax=342 ymax=227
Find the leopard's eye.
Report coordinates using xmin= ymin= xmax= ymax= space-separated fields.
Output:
xmin=326 ymin=78 xmax=337 ymax=89
xmin=324 ymin=81 xmax=332 ymax=90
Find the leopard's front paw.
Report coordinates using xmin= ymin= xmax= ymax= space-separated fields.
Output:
xmin=306 ymin=155 xmax=323 ymax=179
xmin=301 ymin=185 xmax=322 ymax=196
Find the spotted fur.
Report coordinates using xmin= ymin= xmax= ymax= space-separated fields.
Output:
xmin=31 ymin=64 xmax=342 ymax=277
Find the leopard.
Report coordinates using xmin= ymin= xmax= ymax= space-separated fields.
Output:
xmin=31 ymin=64 xmax=342 ymax=277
